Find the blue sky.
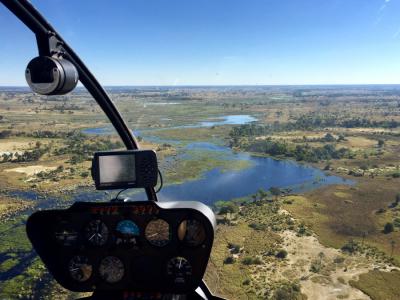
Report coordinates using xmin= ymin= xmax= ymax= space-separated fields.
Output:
xmin=1 ymin=0 xmax=400 ymax=85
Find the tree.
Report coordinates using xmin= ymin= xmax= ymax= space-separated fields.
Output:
xmin=251 ymin=193 xmax=258 ymax=202
xmin=378 ymin=139 xmax=385 ymax=148
xmin=275 ymin=249 xmax=288 ymax=259
xmin=269 ymin=187 xmax=281 ymax=200
xmin=257 ymin=188 xmax=268 ymax=201
xmin=383 ymin=222 xmax=394 ymax=234
xmin=218 ymin=202 xmax=239 ymax=215
xmin=323 ymin=133 xmax=335 ymax=142
xmin=223 ymin=256 xmax=235 ymax=264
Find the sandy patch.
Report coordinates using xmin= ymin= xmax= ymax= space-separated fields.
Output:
xmin=281 ymin=230 xmax=371 ymax=300
xmin=342 ymin=137 xmax=377 ymax=149
xmin=5 ymin=165 xmax=57 ymax=176
xmin=334 ymin=192 xmax=350 ymax=199
xmin=0 ymin=141 xmax=32 ymax=152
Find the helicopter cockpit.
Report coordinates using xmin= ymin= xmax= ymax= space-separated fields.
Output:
xmin=1 ymin=0 xmax=224 ymax=299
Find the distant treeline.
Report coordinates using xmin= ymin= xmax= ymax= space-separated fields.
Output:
xmin=295 ymin=115 xmax=400 ymax=130
xmin=229 ymin=117 xmax=400 ymax=139
xmin=0 ymin=129 xmax=77 ymax=139
xmin=0 ymin=130 xmax=123 ymax=164
xmin=231 ymin=137 xmax=353 ymax=163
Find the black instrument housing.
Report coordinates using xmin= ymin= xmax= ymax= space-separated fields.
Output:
xmin=26 ymin=201 xmax=216 ymax=294
xmin=91 ymin=150 xmax=158 ymax=190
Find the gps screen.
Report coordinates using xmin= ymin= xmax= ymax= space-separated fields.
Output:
xmin=99 ymin=154 xmax=136 ymax=184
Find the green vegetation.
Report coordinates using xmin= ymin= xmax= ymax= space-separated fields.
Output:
xmin=272 ymin=282 xmax=305 ymax=300
xmin=230 ymin=132 xmax=354 ymax=163
xmin=383 ymin=222 xmax=395 ymax=234
xmin=350 ymin=270 xmax=400 ymax=300
xmin=1 ymin=86 xmax=400 ymax=299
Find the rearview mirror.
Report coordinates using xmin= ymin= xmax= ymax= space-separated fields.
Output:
xmin=91 ymin=150 xmax=158 ymax=190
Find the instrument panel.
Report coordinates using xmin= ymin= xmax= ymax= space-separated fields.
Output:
xmin=26 ymin=201 xmax=216 ymax=294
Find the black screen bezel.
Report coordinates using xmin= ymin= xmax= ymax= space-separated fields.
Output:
xmin=93 ymin=150 xmax=138 ymax=190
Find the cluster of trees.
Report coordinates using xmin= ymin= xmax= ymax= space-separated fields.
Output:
xmin=54 ymin=132 xmax=123 ymax=163
xmin=0 ymin=130 xmax=12 ymax=139
xmin=235 ymin=138 xmax=353 ymax=163
xmin=21 ymin=130 xmax=75 ymax=139
xmin=1 ymin=148 xmax=47 ymax=163
xmin=293 ymin=133 xmax=346 ymax=143
xmin=0 ymin=129 xmax=80 ymax=139
xmin=295 ymin=115 xmax=400 ymax=130
xmin=229 ymin=116 xmax=400 ymax=141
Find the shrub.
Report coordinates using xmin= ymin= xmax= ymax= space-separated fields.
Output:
xmin=228 ymin=243 xmax=241 ymax=254
xmin=242 ymin=256 xmax=263 ymax=265
xmin=376 ymin=208 xmax=386 ymax=214
xmin=249 ymin=222 xmax=267 ymax=231
xmin=275 ymin=249 xmax=288 ymax=259
xmin=272 ymin=282 xmax=302 ymax=300
xmin=242 ymin=279 xmax=251 ymax=285
xmin=333 ymin=256 xmax=345 ymax=264
xmin=223 ymin=256 xmax=235 ymax=264
xmin=217 ymin=202 xmax=239 ymax=214
xmin=383 ymin=222 xmax=394 ymax=234
xmin=341 ymin=240 xmax=358 ymax=254
xmin=309 ymin=260 xmax=322 ymax=273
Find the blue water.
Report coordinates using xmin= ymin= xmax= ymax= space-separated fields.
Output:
xmin=81 ymin=115 xmax=257 ymax=135
xmin=184 ymin=115 xmax=257 ymax=128
xmin=80 ymin=115 xmax=352 ymax=205
xmin=132 ymin=142 xmax=351 ymax=205
xmin=157 ymin=159 xmax=349 ymax=205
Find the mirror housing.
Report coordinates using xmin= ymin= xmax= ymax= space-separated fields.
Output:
xmin=25 ymin=56 xmax=78 ymax=95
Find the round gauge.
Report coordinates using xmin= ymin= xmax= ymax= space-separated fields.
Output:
xmin=116 ymin=220 xmax=140 ymax=237
xmin=55 ymin=224 xmax=78 ymax=246
xmin=145 ymin=219 xmax=170 ymax=247
xmin=115 ymin=220 xmax=140 ymax=246
xmin=166 ymin=257 xmax=192 ymax=283
xmin=84 ymin=219 xmax=109 ymax=246
xmin=68 ymin=256 xmax=92 ymax=282
xmin=177 ymin=219 xmax=206 ymax=247
xmin=99 ymin=256 xmax=125 ymax=283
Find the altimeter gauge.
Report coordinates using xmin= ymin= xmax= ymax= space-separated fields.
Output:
xmin=68 ymin=255 xmax=92 ymax=282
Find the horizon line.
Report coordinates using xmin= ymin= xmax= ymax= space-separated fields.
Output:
xmin=1 ymin=83 xmax=400 ymax=88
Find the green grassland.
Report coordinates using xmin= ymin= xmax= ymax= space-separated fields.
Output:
xmin=350 ymin=269 xmax=400 ymax=300
xmin=1 ymin=86 xmax=400 ymax=298
xmin=205 ymin=198 xmax=307 ymax=299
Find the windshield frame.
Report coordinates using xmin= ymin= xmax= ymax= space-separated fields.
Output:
xmin=1 ymin=0 xmax=158 ymax=201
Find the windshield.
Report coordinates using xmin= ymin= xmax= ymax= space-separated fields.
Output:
xmin=1 ymin=1 xmax=400 ymax=299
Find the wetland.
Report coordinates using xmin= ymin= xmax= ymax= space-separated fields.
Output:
xmin=0 ymin=86 xmax=399 ymax=299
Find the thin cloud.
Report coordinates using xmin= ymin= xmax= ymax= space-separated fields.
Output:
xmin=375 ymin=0 xmax=391 ymax=25
xmin=393 ymin=27 xmax=400 ymax=39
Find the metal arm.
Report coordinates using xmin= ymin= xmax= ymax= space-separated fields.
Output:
xmin=1 ymin=0 xmax=158 ymax=201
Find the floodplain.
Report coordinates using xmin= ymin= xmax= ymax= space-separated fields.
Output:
xmin=0 ymin=85 xmax=399 ymax=299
